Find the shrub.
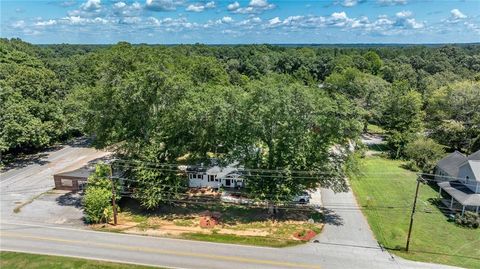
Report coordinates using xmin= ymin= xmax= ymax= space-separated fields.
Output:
xmin=83 ymin=186 xmax=113 ymax=224
xmin=455 ymin=212 xmax=479 ymax=229
xmin=404 ymin=137 xmax=445 ymax=172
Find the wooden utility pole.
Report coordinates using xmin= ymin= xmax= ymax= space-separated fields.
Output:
xmin=406 ymin=177 xmax=423 ymax=252
xmin=110 ymin=164 xmax=118 ymax=226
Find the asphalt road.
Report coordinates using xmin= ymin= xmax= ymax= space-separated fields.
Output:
xmin=0 ymin=142 xmax=460 ymax=269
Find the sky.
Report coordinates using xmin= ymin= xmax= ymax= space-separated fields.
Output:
xmin=1 ymin=0 xmax=479 ymax=44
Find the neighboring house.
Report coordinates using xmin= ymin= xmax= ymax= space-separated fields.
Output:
xmin=53 ymin=166 xmax=94 ymax=191
xmin=435 ymin=150 xmax=480 ymax=215
xmin=186 ymin=162 xmax=244 ymax=189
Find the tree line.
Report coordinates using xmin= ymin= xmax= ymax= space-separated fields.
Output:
xmin=1 ymin=38 xmax=479 ymax=213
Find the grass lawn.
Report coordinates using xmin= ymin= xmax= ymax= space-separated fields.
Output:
xmin=181 ymin=233 xmax=303 ymax=247
xmin=350 ymin=156 xmax=480 ymax=269
xmin=367 ymin=124 xmax=385 ymax=134
xmin=94 ymin=198 xmax=323 ymax=248
xmin=0 ymin=251 xmax=156 ymax=269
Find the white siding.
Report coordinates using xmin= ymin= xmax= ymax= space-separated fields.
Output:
xmin=458 ymin=164 xmax=479 ymax=193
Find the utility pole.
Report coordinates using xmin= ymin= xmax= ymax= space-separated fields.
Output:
xmin=109 ymin=164 xmax=118 ymax=226
xmin=406 ymin=176 xmax=424 ymax=252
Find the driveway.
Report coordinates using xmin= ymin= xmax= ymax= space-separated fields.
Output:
xmin=296 ymin=187 xmax=459 ymax=269
xmin=0 ymin=138 xmax=110 ymax=225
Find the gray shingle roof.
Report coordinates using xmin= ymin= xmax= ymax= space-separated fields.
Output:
xmin=468 ymin=150 xmax=480 ymax=161
xmin=54 ymin=166 xmax=94 ymax=180
xmin=436 ymin=151 xmax=467 ymax=177
xmin=438 ymin=181 xmax=480 ymax=206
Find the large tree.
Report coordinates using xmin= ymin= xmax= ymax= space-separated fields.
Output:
xmin=426 ymin=80 xmax=480 ymax=153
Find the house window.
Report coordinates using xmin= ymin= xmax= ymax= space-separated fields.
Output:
xmin=208 ymin=175 xmax=216 ymax=182
xmin=61 ymin=179 xmax=73 ymax=187
xmin=189 ymin=174 xmax=193 ymax=179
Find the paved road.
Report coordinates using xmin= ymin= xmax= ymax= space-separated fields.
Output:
xmin=0 ymin=221 xmax=459 ymax=269
xmin=0 ymin=142 xmax=460 ymax=269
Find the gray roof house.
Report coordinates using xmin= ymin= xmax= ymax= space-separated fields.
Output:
xmin=435 ymin=150 xmax=480 ymax=215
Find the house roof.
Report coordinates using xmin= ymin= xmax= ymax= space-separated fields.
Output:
xmin=436 ymin=151 xmax=467 ymax=177
xmin=468 ymin=150 xmax=480 ymax=161
xmin=54 ymin=166 xmax=94 ymax=180
xmin=438 ymin=181 xmax=480 ymax=206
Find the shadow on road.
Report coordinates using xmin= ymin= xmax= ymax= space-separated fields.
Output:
xmin=0 ymin=153 xmax=51 ymax=173
xmin=56 ymin=192 xmax=83 ymax=208
xmin=320 ymin=207 xmax=344 ymax=226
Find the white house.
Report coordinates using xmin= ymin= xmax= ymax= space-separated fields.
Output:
xmin=187 ymin=163 xmax=244 ymax=189
xmin=435 ymin=150 xmax=480 ymax=215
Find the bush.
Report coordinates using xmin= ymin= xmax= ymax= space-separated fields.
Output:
xmin=455 ymin=212 xmax=479 ymax=229
xmin=404 ymin=137 xmax=445 ymax=172
xmin=83 ymin=186 xmax=113 ymax=224
xmin=82 ymin=163 xmax=117 ymax=224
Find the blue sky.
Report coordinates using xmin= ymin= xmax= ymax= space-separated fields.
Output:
xmin=1 ymin=0 xmax=479 ymax=44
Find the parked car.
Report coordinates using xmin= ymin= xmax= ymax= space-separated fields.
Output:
xmin=293 ymin=192 xmax=311 ymax=204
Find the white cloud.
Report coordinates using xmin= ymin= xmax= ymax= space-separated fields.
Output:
xmin=228 ymin=0 xmax=275 ymax=14
xmin=68 ymin=0 xmax=104 ymax=17
xmin=114 ymin=2 xmax=126 ymax=9
xmin=404 ymin=18 xmax=423 ymax=29
xmin=236 ymin=17 xmax=262 ymax=28
xmin=249 ymin=0 xmax=269 ymax=7
xmin=81 ymin=0 xmax=101 ymax=11
xmin=11 ymin=20 xmax=26 ymax=29
xmin=60 ymin=1 xmax=77 ymax=7
xmin=35 ymin=19 xmax=57 ymax=26
xmin=331 ymin=12 xmax=348 ymax=21
xmin=396 ymin=10 xmax=412 ymax=18
xmin=221 ymin=16 xmax=233 ymax=23
xmin=393 ymin=12 xmax=424 ymax=29
xmin=450 ymin=9 xmax=466 ymax=20
xmin=205 ymin=1 xmax=215 ymax=8
xmin=113 ymin=1 xmax=142 ymax=17
xmin=186 ymin=1 xmax=215 ymax=12
xmin=268 ymin=16 xmax=281 ymax=26
xmin=145 ymin=0 xmax=183 ymax=11
xmin=227 ymin=1 xmax=240 ymax=11
xmin=377 ymin=0 xmax=407 ymax=6
xmin=341 ymin=0 xmax=358 ymax=7
xmin=186 ymin=4 xmax=205 ymax=12
xmin=60 ymin=15 xmax=109 ymax=25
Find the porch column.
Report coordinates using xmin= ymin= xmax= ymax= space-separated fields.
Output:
xmin=450 ymin=197 xmax=454 ymax=209
xmin=438 ymin=188 xmax=442 ymax=198
xmin=461 ymin=205 xmax=465 ymax=216
xmin=476 ymin=206 xmax=479 ymax=214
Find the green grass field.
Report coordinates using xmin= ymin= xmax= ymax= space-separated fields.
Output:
xmin=350 ymin=156 xmax=480 ymax=269
xmin=0 ymin=252 xmax=156 ymax=269
xmin=181 ymin=233 xmax=303 ymax=247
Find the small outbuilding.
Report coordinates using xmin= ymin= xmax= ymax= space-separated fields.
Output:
xmin=53 ymin=166 xmax=94 ymax=191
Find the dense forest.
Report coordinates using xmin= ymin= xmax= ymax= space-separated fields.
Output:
xmin=1 ymin=38 xmax=479 ymax=207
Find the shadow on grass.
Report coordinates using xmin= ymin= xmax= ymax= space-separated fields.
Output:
xmin=118 ymin=197 xmax=324 ymax=225
xmin=366 ymin=143 xmax=389 ymax=152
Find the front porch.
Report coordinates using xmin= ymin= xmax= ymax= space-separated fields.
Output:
xmin=437 ymin=181 xmax=480 ymax=216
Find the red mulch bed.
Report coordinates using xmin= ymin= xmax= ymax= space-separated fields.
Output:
xmin=293 ymin=230 xmax=317 ymax=241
